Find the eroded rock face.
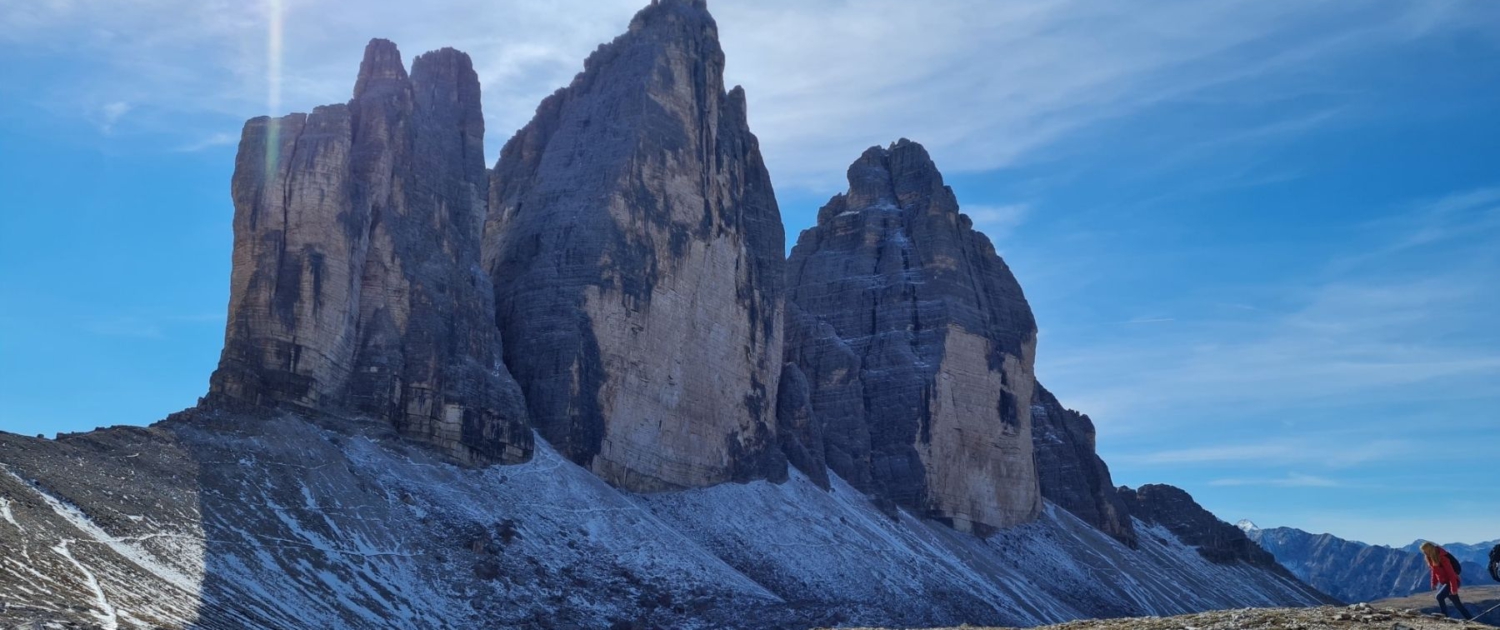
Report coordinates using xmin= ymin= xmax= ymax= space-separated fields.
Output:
xmin=208 ymin=39 xmax=531 ymax=464
xmin=1031 ymin=384 xmax=1136 ymax=546
xmin=482 ymin=0 xmax=785 ymax=490
xmin=784 ymin=140 xmax=1040 ymax=532
xmin=775 ymin=363 xmax=828 ymax=488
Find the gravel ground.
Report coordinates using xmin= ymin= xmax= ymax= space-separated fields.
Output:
xmin=837 ymin=603 xmax=1497 ymax=629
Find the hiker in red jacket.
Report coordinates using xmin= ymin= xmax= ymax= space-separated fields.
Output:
xmin=1421 ymin=541 xmax=1473 ymax=620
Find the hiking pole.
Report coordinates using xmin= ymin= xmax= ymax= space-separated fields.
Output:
xmin=1475 ymin=600 xmax=1500 ymax=620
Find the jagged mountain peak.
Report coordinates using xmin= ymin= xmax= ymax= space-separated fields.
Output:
xmin=830 ymin=138 xmax=949 ymax=221
xmin=207 ymin=37 xmax=529 ymax=465
xmin=1238 ymin=519 xmax=1261 ymax=532
xmin=632 ymin=0 xmax=714 ymax=27
xmin=353 ymin=38 xmax=409 ymax=97
xmin=482 ymin=0 xmax=785 ymax=491
xmin=786 ymin=140 xmax=1040 ymax=532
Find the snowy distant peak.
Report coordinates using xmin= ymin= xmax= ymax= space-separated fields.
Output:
xmin=1237 ymin=520 xmax=1260 ymax=533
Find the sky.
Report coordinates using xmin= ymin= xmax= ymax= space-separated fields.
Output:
xmin=0 ymin=0 xmax=1497 ymax=548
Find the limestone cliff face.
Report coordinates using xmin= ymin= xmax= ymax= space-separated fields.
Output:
xmin=482 ymin=0 xmax=786 ymax=490
xmin=784 ymin=140 xmax=1040 ymax=532
xmin=208 ymin=39 xmax=531 ymax=465
xmin=1032 ymin=384 xmax=1136 ymax=546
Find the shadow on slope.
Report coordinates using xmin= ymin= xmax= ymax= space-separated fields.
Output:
xmin=3 ymin=409 xmax=1329 ymax=629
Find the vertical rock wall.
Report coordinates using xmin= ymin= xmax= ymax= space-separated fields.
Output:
xmin=208 ymin=39 xmax=531 ymax=464
xmin=482 ymin=0 xmax=786 ymax=490
xmin=784 ymin=140 xmax=1040 ymax=531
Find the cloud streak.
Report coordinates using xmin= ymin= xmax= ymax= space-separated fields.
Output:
xmin=3 ymin=1 xmax=1494 ymax=190
xmin=1040 ymin=185 xmax=1500 ymax=432
xmin=1119 ymin=438 xmax=1406 ymax=469
xmin=964 ymin=203 xmax=1029 ymax=240
xmin=1209 ymin=473 xmax=1341 ymax=488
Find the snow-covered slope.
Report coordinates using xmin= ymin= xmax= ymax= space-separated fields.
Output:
xmin=1 ymin=410 xmax=1327 ymax=629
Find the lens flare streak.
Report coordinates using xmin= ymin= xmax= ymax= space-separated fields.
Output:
xmin=265 ymin=0 xmax=284 ymax=174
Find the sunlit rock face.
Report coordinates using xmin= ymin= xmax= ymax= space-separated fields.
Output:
xmin=1030 ymin=385 xmax=1137 ymax=546
xmin=483 ymin=0 xmax=786 ymax=490
xmin=208 ymin=39 xmax=531 ymax=465
xmin=784 ymin=139 xmax=1041 ymax=532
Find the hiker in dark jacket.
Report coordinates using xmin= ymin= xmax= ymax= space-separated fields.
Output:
xmin=1421 ymin=541 xmax=1473 ymax=620
xmin=1489 ymin=543 xmax=1500 ymax=583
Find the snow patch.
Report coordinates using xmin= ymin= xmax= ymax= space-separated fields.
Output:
xmin=3 ymin=468 xmax=202 ymax=595
xmin=53 ymin=539 xmax=118 ymax=630
xmin=0 ymin=496 xmax=19 ymax=531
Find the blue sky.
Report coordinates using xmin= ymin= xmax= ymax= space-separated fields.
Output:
xmin=0 ymin=0 xmax=1496 ymax=547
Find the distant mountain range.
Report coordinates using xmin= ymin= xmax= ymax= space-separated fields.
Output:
xmin=1238 ymin=520 xmax=1497 ymax=603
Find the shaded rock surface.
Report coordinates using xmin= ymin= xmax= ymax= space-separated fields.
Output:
xmin=482 ymin=0 xmax=786 ymax=491
xmin=0 ymin=415 xmax=1328 ymax=630
xmin=207 ymin=39 xmax=530 ymax=464
xmin=783 ymin=139 xmax=1040 ymax=532
xmin=1031 ymin=384 xmax=1136 ymax=546
xmin=1243 ymin=522 xmax=1495 ymax=603
xmin=1121 ymin=484 xmax=1291 ymax=574
xmin=775 ymin=363 xmax=828 ymax=488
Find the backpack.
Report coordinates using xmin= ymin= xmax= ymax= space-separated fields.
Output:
xmin=1490 ymin=544 xmax=1500 ymax=583
xmin=1443 ymin=549 xmax=1462 ymax=576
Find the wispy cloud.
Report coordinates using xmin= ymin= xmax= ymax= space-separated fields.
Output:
xmin=1120 ymin=438 xmax=1405 ymax=469
xmin=1209 ymin=472 xmax=1341 ymax=488
xmin=964 ymin=203 xmax=1029 ymax=240
xmin=2 ymin=1 xmax=1494 ymax=186
xmin=173 ymin=131 xmax=239 ymax=152
xmin=96 ymin=101 xmax=131 ymax=134
xmin=85 ymin=318 xmax=163 ymax=339
xmin=1041 ymin=185 xmax=1500 ymax=432
xmin=84 ymin=313 xmax=224 ymax=339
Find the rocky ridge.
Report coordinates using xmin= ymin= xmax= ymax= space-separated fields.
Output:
xmin=1123 ymin=484 xmax=1285 ymax=569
